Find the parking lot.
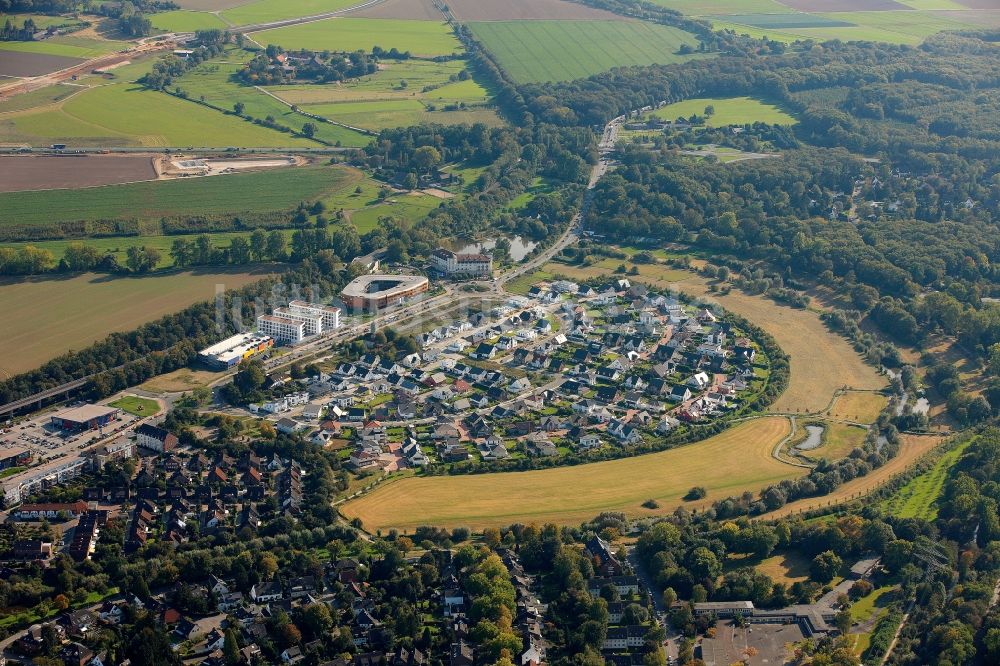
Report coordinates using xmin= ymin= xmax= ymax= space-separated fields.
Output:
xmin=698 ymin=620 xmax=804 ymax=666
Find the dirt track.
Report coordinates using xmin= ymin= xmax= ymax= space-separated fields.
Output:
xmin=0 ymin=154 xmax=158 ymax=192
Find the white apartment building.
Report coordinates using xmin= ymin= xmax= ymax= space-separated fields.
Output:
xmin=272 ymin=308 xmax=324 ymax=336
xmin=257 ymin=314 xmax=306 ymax=343
xmin=288 ymin=300 xmax=341 ymax=330
xmin=430 ymin=248 xmax=493 ymax=277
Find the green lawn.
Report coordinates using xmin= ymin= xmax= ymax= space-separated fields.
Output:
xmin=222 ymin=0 xmax=359 ymax=26
xmin=150 ymin=9 xmax=229 ymax=32
xmin=0 ymin=13 xmax=87 ymax=30
xmin=647 ymin=96 xmax=798 ymax=126
xmin=0 ymin=164 xmax=360 ymax=227
xmin=0 ymin=83 xmax=80 ymax=114
xmin=109 ymin=395 xmax=161 ymax=417
xmin=1 ymin=82 xmax=321 ymax=147
xmin=0 ymin=35 xmax=127 ymax=59
xmin=469 ymin=20 xmax=709 ymax=84
xmin=253 ymin=18 xmax=462 ymax=56
xmin=881 ymin=437 xmax=974 ymax=520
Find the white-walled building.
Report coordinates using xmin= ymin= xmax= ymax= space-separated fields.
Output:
xmin=257 ymin=314 xmax=306 ymax=343
xmin=288 ymin=300 xmax=341 ymax=330
xmin=431 ymin=248 xmax=493 ymax=277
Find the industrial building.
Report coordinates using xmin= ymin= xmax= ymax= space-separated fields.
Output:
xmin=198 ymin=332 xmax=274 ymax=370
xmin=431 ymin=248 xmax=493 ymax=278
xmin=341 ymin=274 xmax=430 ymax=311
xmin=257 ymin=301 xmax=342 ymax=343
xmin=49 ymin=404 xmax=120 ymax=432
xmin=0 ymin=447 xmax=31 ymax=471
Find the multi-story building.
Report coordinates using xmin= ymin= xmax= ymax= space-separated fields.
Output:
xmin=431 ymin=248 xmax=493 ymax=277
xmin=272 ymin=308 xmax=324 ymax=336
xmin=257 ymin=314 xmax=306 ymax=343
xmin=288 ymin=300 xmax=341 ymax=330
xmin=135 ymin=424 xmax=178 ymax=453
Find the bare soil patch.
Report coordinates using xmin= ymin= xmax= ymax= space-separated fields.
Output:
xmin=0 ymin=51 xmax=84 ymax=77
xmin=779 ymin=0 xmax=912 ymax=9
xmin=0 ymin=155 xmax=157 ymax=192
xmin=446 ymin=0 xmax=626 ymax=21
xmin=349 ymin=0 xmax=445 ymax=20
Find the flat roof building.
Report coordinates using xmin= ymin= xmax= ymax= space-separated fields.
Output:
xmin=50 ymin=405 xmax=120 ymax=432
xmin=288 ymin=300 xmax=341 ymax=330
xmin=431 ymin=248 xmax=493 ymax=278
xmin=198 ymin=332 xmax=274 ymax=369
xmin=341 ymin=274 xmax=429 ymax=311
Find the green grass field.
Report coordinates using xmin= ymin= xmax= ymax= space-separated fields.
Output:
xmin=0 ymin=35 xmax=127 ymax=59
xmin=174 ymin=54 xmax=370 ymax=146
xmin=881 ymin=436 xmax=974 ymax=520
xmin=712 ymin=9 xmax=979 ymax=45
xmin=253 ymin=18 xmax=462 ymax=57
xmin=470 ymin=20 xmax=708 ymax=84
xmin=222 ymin=0 xmax=359 ymax=26
xmin=648 ymin=96 xmax=798 ymax=126
xmin=150 ymin=9 xmax=229 ymax=32
xmin=0 ymin=82 xmax=321 ymax=147
xmin=0 ymin=13 xmax=87 ymax=30
xmin=0 ymin=83 xmax=79 ymax=114
xmin=0 ymin=164 xmax=359 ymax=227
xmin=109 ymin=395 xmax=161 ymax=416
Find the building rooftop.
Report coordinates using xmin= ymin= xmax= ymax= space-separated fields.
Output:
xmin=51 ymin=404 xmax=119 ymax=423
xmin=341 ymin=274 xmax=429 ymax=299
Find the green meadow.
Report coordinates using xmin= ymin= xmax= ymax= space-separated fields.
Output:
xmin=252 ymin=18 xmax=462 ymax=57
xmin=150 ymin=9 xmax=229 ymax=32
xmin=880 ymin=437 xmax=974 ymax=520
xmin=469 ymin=20 xmax=709 ymax=84
xmin=0 ymin=35 xmax=127 ymax=58
xmin=222 ymin=0 xmax=359 ymax=26
xmin=647 ymin=96 xmax=798 ymax=126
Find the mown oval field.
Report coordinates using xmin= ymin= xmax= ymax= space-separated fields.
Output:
xmin=341 ymin=417 xmax=801 ymax=532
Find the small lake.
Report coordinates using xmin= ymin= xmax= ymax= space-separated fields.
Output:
xmin=452 ymin=236 xmax=538 ymax=262
xmin=796 ymin=425 xmax=825 ymax=451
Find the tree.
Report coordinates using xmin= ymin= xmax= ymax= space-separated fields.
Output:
xmin=302 ymin=122 xmax=316 ymax=138
xmin=170 ymin=238 xmax=193 ymax=267
xmin=704 ymin=104 xmax=715 ymax=116
xmin=266 ymin=230 xmax=286 ymax=260
xmin=229 ymin=236 xmax=251 ymax=264
xmin=810 ymin=551 xmax=843 ymax=584
xmin=223 ymin=628 xmax=240 ymax=666
xmin=233 ymin=101 xmax=245 ymax=115
xmin=250 ymin=228 xmax=268 ymax=261
xmin=126 ymin=245 xmax=160 ymax=273
xmin=63 ymin=243 xmax=102 ymax=272
xmin=688 ymin=547 xmax=721 ymax=582
xmin=412 ymin=145 xmax=442 ymax=173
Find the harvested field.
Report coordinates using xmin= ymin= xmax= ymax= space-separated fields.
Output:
xmin=446 ymin=0 xmax=625 ymax=21
xmin=718 ymin=13 xmax=856 ymax=28
xmin=348 ymin=0 xmax=445 ymax=20
xmin=780 ymin=0 xmax=913 ymax=10
xmin=341 ymin=417 xmax=803 ymax=531
xmin=0 ymin=50 xmax=82 ymax=77
xmin=0 ymin=155 xmax=156 ymax=193
xmin=765 ymin=433 xmax=944 ymax=519
xmin=827 ymin=391 xmax=888 ymax=424
xmin=674 ymin=274 xmax=886 ymax=414
xmin=939 ymin=8 xmax=1000 ymax=23
xmin=0 ymin=267 xmax=274 ymax=375
xmin=647 ymin=0 xmax=792 ymax=13
xmin=955 ymin=0 xmax=1000 ymax=7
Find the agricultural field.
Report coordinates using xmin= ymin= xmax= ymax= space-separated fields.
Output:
xmin=828 ymin=391 xmax=889 ymax=424
xmin=647 ymin=96 xmax=798 ymax=126
xmin=470 ymin=20 xmax=709 ymax=84
xmin=0 ymin=82 xmax=323 ymax=148
xmin=341 ymin=417 xmax=802 ymax=531
xmin=0 ymin=50 xmax=82 ymax=77
xmin=0 ymin=13 xmax=87 ymax=30
xmin=0 ymin=163 xmax=359 ymax=228
xmin=0 ymin=155 xmax=157 ymax=193
xmin=767 ymin=433 xmax=944 ymax=518
xmin=645 ymin=0 xmax=792 ymax=13
xmin=880 ymin=436 xmax=974 ymax=520
xmin=252 ymin=18 xmax=463 ymax=57
xmin=444 ymin=0 xmax=626 ymax=20
xmin=0 ymin=35 xmax=127 ymax=59
xmin=221 ymin=0 xmax=360 ymax=26
xmin=350 ymin=0 xmax=446 ymax=20
xmin=0 ymin=267 xmax=274 ymax=375
xmin=173 ymin=54 xmax=370 ymax=146
xmin=149 ymin=9 xmax=229 ymax=32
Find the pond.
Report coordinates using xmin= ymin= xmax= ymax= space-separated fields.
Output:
xmin=796 ymin=425 xmax=825 ymax=451
xmin=452 ymin=236 xmax=538 ymax=261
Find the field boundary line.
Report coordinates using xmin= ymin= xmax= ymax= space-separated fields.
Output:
xmin=253 ymin=85 xmax=376 ymax=136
